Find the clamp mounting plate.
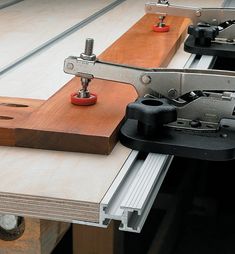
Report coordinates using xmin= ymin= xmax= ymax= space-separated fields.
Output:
xmin=184 ymin=35 xmax=235 ymax=58
xmin=120 ymin=119 xmax=235 ymax=161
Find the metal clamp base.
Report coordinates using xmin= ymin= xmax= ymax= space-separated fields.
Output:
xmin=184 ymin=35 xmax=235 ymax=58
xmin=120 ymin=119 xmax=235 ymax=161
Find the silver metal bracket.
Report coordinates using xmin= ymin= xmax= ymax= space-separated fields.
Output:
xmin=71 ymin=151 xmax=172 ymax=233
xmin=145 ymin=2 xmax=235 ymax=25
xmin=145 ymin=2 xmax=235 ymax=40
xmin=64 ymin=56 xmax=235 ymax=99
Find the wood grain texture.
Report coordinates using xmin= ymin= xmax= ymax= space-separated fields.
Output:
xmin=0 ymin=0 xmax=113 ymax=68
xmin=0 ymin=218 xmax=69 ymax=254
xmin=0 ymin=14 xmax=189 ymax=155
xmin=73 ymin=222 xmax=123 ymax=254
xmin=99 ymin=14 xmax=191 ymax=68
xmin=15 ymin=79 xmax=137 ymax=154
xmin=0 ymin=97 xmax=44 ymax=146
xmin=0 ymin=144 xmax=131 ymax=223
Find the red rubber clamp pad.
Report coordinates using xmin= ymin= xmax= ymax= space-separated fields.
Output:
xmin=71 ymin=93 xmax=97 ymax=106
xmin=153 ymin=25 xmax=170 ymax=32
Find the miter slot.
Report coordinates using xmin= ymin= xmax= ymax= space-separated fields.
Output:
xmin=0 ymin=0 xmax=126 ymax=76
xmin=0 ymin=0 xmax=23 ymax=10
xmin=223 ymin=0 xmax=235 ymax=6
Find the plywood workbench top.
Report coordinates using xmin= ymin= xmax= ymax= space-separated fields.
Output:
xmin=0 ymin=144 xmax=130 ymax=203
xmin=0 ymin=0 xmax=224 ymax=223
xmin=0 ymin=0 xmax=113 ymax=68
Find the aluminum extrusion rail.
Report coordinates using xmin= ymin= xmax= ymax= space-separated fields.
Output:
xmin=100 ymin=151 xmax=173 ymax=233
xmin=71 ymin=151 xmax=172 ymax=233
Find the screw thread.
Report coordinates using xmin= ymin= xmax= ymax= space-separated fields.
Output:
xmin=84 ymin=38 xmax=94 ymax=56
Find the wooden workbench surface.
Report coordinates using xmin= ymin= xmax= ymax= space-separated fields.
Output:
xmin=0 ymin=0 xmax=113 ymax=68
xmin=0 ymin=0 xmax=223 ymax=223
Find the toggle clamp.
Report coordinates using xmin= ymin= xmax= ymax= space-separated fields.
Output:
xmin=145 ymin=2 xmax=235 ymax=58
xmin=64 ymin=39 xmax=235 ymax=161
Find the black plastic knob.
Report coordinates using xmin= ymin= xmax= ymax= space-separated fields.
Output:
xmin=126 ymin=98 xmax=177 ymax=137
xmin=188 ymin=24 xmax=219 ymax=47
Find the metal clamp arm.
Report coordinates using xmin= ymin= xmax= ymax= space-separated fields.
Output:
xmin=64 ymin=56 xmax=153 ymax=97
xmin=145 ymin=2 xmax=235 ymax=26
xmin=146 ymin=69 xmax=235 ymax=99
xmin=64 ymin=56 xmax=235 ymax=99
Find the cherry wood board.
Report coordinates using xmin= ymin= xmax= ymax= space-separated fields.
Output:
xmin=15 ymin=79 xmax=137 ymax=154
xmin=99 ymin=15 xmax=191 ymax=68
xmin=0 ymin=14 xmax=190 ymax=155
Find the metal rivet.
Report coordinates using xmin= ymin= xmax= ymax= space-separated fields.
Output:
xmin=212 ymin=19 xmax=218 ymax=25
xmin=168 ymin=88 xmax=178 ymax=99
xmin=220 ymin=133 xmax=228 ymax=139
xmin=141 ymin=75 xmax=151 ymax=85
xmin=190 ymin=120 xmax=201 ymax=128
xmin=195 ymin=10 xmax=201 ymax=17
xmin=66 ymin=63 xmax=74 ymax=70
